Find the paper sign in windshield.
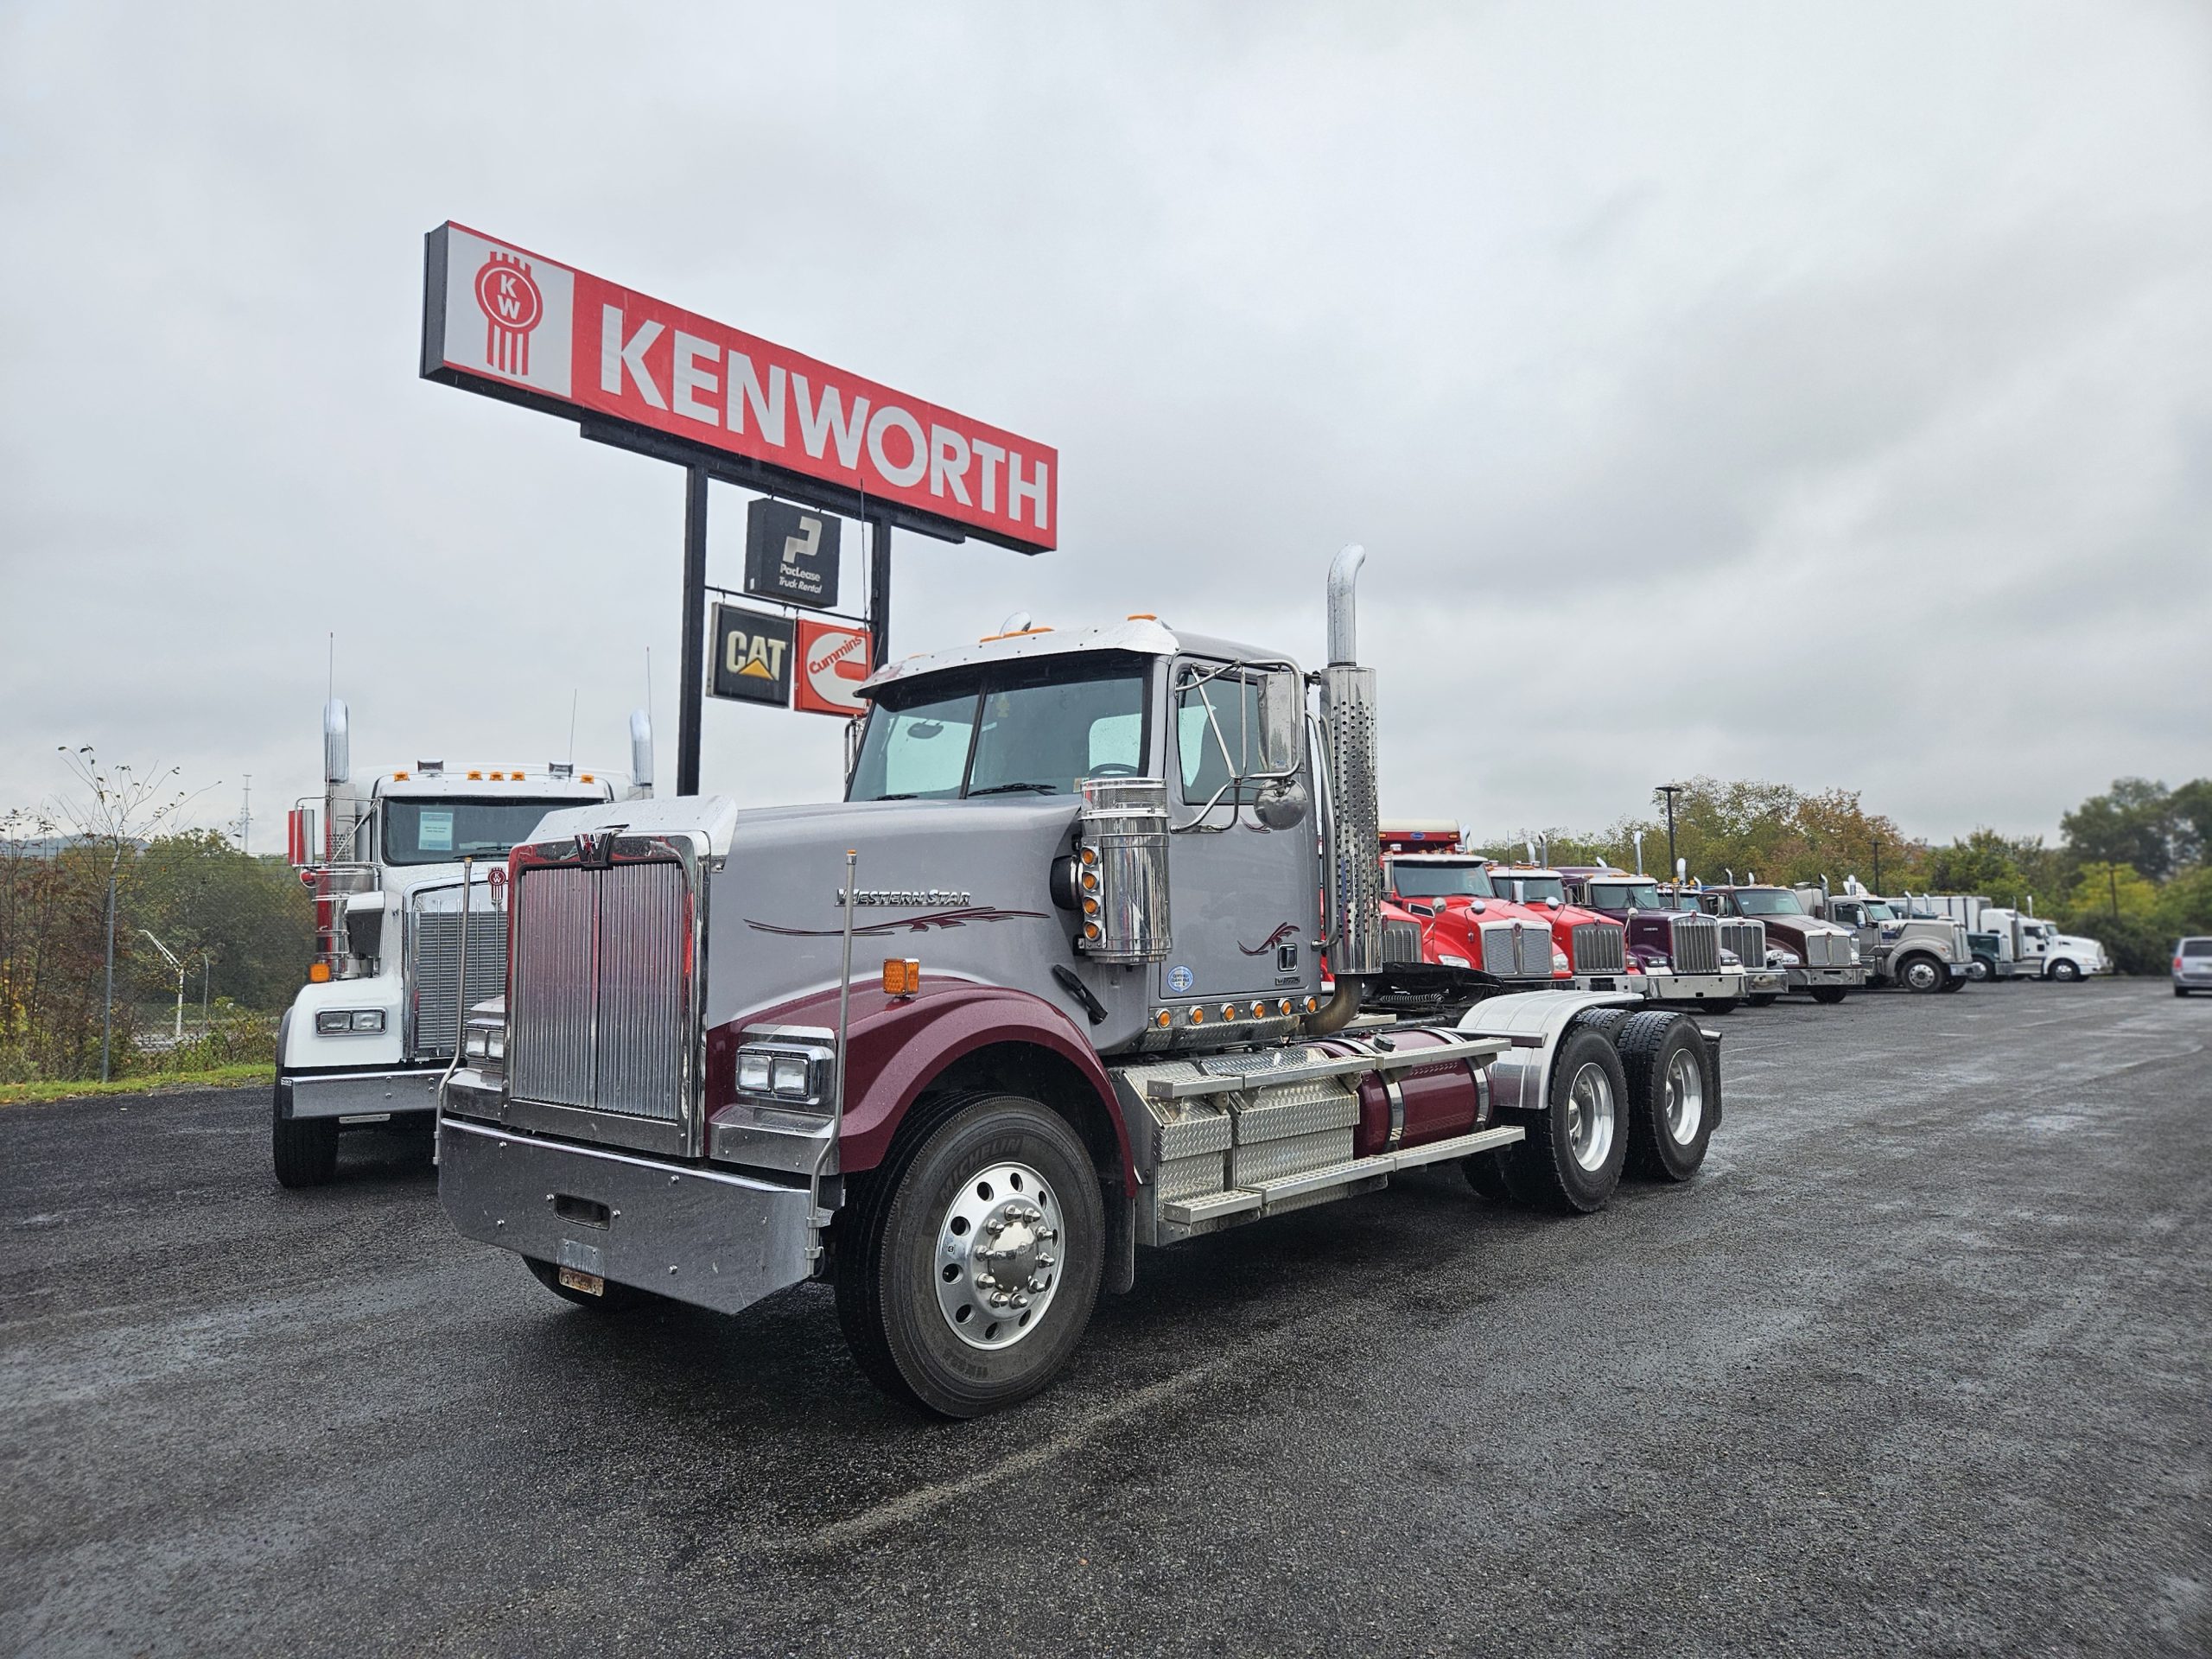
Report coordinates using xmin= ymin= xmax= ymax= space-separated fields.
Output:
xmin=418 ymin=810 xmax=455 ymax=853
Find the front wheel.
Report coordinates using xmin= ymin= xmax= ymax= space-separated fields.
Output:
xmin=1502 ymin=1025 xmax=1629 ymax=1215
xmin=1898 ymin=955 xmax=1945 ymax=993
xmin=1704 ymin=998 xmax=1739 ymax=1015
xmin=1809 ymin=986 xmax=1849 ymax=1005
xmin=1937 ymin=970 xmax=1966 ymax=993
xmin=1966 ymin=957 xmax=1991 ymax=982
xmin=271 ymin=1077 xmax=338 ymax=1188
xmin=2049 ymin=959 xmax=2082 ymax=982
xmin=836 ymin=1093 xmax=1103 ymax=1418
xmin=1747 ymin=993 xmax=1779 ymax=1008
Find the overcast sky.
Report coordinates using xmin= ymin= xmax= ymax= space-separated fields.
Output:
xmin=3 ymin=1 xmax=2207 ymax=849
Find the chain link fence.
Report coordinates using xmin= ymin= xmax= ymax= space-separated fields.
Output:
xmin=0 ymin=828 xmax=311 ymax=1085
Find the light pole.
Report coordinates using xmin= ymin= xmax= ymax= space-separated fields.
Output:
xmin=138 ymin=928 xmax=187 ymax=1042
xmin=1656 ymin=785 xmax=1686 ymax=886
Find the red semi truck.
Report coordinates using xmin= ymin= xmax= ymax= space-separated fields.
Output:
xmin=1374 ymin=821 xmax=1573 ymax=1010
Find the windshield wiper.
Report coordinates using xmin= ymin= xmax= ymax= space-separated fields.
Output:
xmin=967 ymin=782 xmax=1059 ymax=797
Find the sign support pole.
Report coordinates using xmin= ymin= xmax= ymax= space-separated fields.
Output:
xmin=677 ymin=466 xmax=709 ymax=796
xmin=868 ymin=513 xmax=893 ymax=670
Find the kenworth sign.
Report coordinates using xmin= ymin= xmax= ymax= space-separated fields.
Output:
xmin=421 ymin=222 xmax=1056 ymax=553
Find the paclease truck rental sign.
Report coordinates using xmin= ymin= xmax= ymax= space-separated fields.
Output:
xmin=421 ymin=223 xmax=1056 ymax=552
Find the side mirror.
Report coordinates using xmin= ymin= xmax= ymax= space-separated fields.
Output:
xmin=1254 ymin=667 xmax=1302 ymax=779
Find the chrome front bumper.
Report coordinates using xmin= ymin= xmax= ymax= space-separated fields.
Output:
xmin=1641 ymin=971 xmax=1747 ymax=1002
xmin=1787 ymin=965 xmax=1867 ymax=989
xmin=1744 ymin=968 xmax=1789 ymax=995
xmin=280 ymin=1068 xmax=440 ymax=1121
xmin=437 ymin=1116 xmax=817 ymax=1317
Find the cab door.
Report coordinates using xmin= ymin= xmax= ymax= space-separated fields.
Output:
xmin=1156 ymin=658 xmax=1319 ymax=1009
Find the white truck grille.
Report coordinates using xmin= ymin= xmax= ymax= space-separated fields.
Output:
xmin=1571 ymin=922 xmax=1625 ymax=975
xmin=509 ymin=861 xmax=690 ymax=1125
xmin=1669 ymin=917 xmax=1720 ymax=975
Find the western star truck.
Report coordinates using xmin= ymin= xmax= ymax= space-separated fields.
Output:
xmin=272 ymin=700 xmax=650 ymax=1187
xmin=435 ymin=549 xmax=1726 ymax=1416
xmin=1796 ymin=879 xmax=1972 ymax=993
xmin=1956 ymin=905 xmax=2113 ymax=982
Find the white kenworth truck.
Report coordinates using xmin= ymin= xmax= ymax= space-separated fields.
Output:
xmin=436 ymin=549 xmax=1726 ymax=1417
xmin=272 ymin=699 xmax=652 ymax=1188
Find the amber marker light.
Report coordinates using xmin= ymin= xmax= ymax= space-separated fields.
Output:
xmin=466 ymin=769 xmax=483 ymax=780
xmin=1305 ymin=996 xmax=1319 ymax=1013
xmin=1155 ymin=1009 xmax=1173 ymax=1028
xmin=1188 ymin=1006 xmax=1205 ymax=1024
xmin=308 ymin=962 xmax=332 ymax=983
xmin=881 ymin=958 xmax=921 ymax=996
xmin=1219 ymin=1003 xmax=1237 ymax=1021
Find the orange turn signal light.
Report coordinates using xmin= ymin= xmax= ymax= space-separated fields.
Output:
xmin=308 ymin=962 xmax=332 ymax=983
xmin=881 ymin=958 xmax=921 ymax=996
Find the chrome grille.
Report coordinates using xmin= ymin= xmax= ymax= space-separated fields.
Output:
xmin=409 ymin=908 xmax=506 ymax=1061
xmin=1721 ymin=920 xmax=1765 ymax=969
xmin=1516 ymin=924 xmax=1554 ymax=977
xmin=1669 ymin=917 xmax=1720 ymax=975
xmin=1954 ymin=925 xmax=1971 ymax=962
xmin=1571 ymin=922 xmax=1625 ymax=975
xmin=1803 ymin=930 xmax=1846 ymax=967
xmin=1381 ymin=918 xmax=1423 ymax=965
xmin=510 ymin=861 xmax=690 ymax=1124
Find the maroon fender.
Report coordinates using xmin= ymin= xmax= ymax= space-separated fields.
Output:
xmin=709 ymin=980 xmax=1135 ymax=1185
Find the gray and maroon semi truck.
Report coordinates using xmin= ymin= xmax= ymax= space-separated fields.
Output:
xmin=435 ymin=549 xmax=1727 ymax=1416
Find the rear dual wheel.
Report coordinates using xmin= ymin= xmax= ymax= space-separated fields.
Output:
xmin=836 ymin=1093 xmax=1104 ymax=1419
xmin=1491 ymin=1024 xmax=1630 ymax=1214
xmin=1617 ymin=1012 xmax=1714 ymax=1182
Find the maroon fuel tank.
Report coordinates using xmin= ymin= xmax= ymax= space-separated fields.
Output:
xmin=1313 ymin=1026 xmax=1492 ymax=1159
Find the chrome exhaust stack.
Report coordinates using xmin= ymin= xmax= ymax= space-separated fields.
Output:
xmin=1314 ymin=543 xmax=1379 ymax=1032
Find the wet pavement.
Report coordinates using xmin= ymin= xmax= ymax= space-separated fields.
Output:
xmin=3 ymin=981 xmax=2206 ymax=1656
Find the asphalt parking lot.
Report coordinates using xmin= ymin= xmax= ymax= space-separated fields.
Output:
xmin=3 ymin=980 xmax=2207 ymax=1657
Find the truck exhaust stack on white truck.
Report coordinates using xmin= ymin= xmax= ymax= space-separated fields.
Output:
xmin=435 ymin=549 xmax=1729 ymax=1416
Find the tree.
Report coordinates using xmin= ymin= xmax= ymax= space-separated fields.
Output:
xmin=2061 ymin=779 xmax=2177 ymax=882
xmin=50 ymin=748 xmax=204 ymax=1080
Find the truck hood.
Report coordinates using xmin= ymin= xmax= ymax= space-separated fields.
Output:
xmin=525 ymin=792 xmax=1148 ymax=1051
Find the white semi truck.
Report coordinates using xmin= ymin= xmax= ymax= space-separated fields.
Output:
xmin=271 ymin=699 xmax=652 ymax=1187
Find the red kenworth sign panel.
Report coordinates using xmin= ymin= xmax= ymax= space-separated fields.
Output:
xmin=421 ymin=222 xmax=1056 ymax=553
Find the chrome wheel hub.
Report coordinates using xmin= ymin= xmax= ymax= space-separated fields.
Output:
xmin=1565 ymin=1062 xmax=1617 ymax=1173
xmin=935 ymin=1161 xmax=1061 ymax=1351
xmin=1662 ymin=1047 xmax=1703 ymax=1145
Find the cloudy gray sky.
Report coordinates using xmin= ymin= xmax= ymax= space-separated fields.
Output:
xmin=3 ymin=1 xmax=2207 ymax=848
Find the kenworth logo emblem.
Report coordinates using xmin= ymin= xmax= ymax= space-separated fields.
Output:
xmin=474 ymin=250 xmax=544 ymax=378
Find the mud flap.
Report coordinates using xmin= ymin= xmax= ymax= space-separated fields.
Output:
xmin=1104 ymin=1186 xmax=1137 ymax=1294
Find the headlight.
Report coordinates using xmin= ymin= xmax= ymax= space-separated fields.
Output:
xmin=316 ymin=1009 xmax=385 ymax=1034
xmin=1719 ymin=949 xmax=1741 ymax=967
xmin=1848 ymin=940 xmax=1862 ymax=963
xmin=1769 ymin=948 xmax=1801 ymax=967
xmin=1643 ymin=954 xmax=1669 ymax=969
xmin=735 ymin=1041 xmax=835 ymax=1106
xmin=462 ymin=1007 xmax=506 ymax=1069
xmin=1439 ymin=953 xmax=1470 ymax=969
xmin=1552 ymin=950 xmax=1570 ymax=973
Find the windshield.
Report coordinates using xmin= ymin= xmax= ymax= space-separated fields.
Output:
xmin=1501 ymin=874 xmax=1565 ymax=903
xmin=1391 ymin=863 xmax=1495 ymax=899
xmin=383 ymin=798 xmax=577 ymax=866
xmin=1731 ymin=888 xmax=1807 ymax=917
xmin=1591 ymin=881 xmax=1669 ymax=911
xmin=849 ymin=660 xmax=1149 ymax=801
xmin=1860 ymin=901 xmax=1899 ymax=922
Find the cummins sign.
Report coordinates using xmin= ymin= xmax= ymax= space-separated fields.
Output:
xmin=421 ymin=222 xmax=1056 ymax=553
